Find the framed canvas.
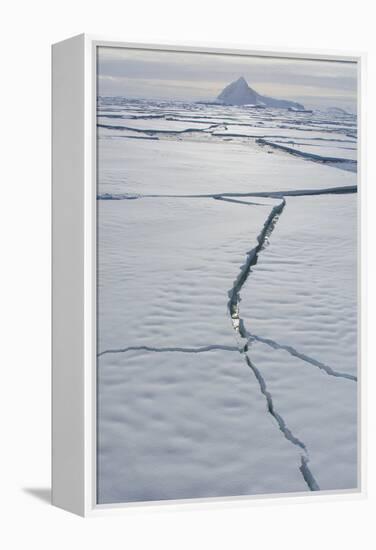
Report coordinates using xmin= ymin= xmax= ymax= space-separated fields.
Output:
xmin=52 ymin=34 xmax=365 ymax=516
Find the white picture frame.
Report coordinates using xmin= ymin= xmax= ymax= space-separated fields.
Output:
xmin=52 ymin=34 xmax=365 ymax=517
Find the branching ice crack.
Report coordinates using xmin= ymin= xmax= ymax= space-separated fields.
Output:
xmin=97 ymin=178 xmax=357 ymax=493
xmin=247 ymin=333 xmax=357 ymax=382
xmin=227 ymin=199 xmax=321 ymax=492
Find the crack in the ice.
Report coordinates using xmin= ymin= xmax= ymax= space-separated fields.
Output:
xmin=97 ymin=102 xmax=357 ymax=495
xmin=244 ymin=353 xmax=320 ymax=492
xmin=97 ymin=123 xmax=215 ymax=137
xmin=300 ymin=456 xmax=320 ymax=491
xmin=213 ymin=196 xmax=265 ymax=206
xmin=97 ymin=344 xmax=238 ymax=358
xmin=228 ymin=199 xmax=286 ymax=338
xmin=243 ymin=354 xmax=306 ymax=451
xmin=97 ymin=185 xmax=357 ymax=201
xmin=246 ymin=333 xmax=357 ymax=382
xmin=256 ymin=138 xmax=357 ymax=173
xmin=227 ymin=199 xmax=320 ymax=492
xmin=97 ymin=174 xmax=355 ymax=493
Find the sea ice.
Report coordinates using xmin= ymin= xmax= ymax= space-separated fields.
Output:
xmin=239 ymin=194 xmax=357 ymax=378
xmin=97 ymin=136 xmax=356 ymax=196
xmin=97 ymin=196 xmax=279 ymax=353
xmin=96 ymin=97 xmax=358 ymax=504
xmin=98 ymin=348 xmax=308 ymax=503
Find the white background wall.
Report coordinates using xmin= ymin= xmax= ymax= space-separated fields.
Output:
xmin=1 ymin=1 xmax=375 ymax=547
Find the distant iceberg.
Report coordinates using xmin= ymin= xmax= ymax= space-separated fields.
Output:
xmin=216 ymin=76 xmax=304 ymax=110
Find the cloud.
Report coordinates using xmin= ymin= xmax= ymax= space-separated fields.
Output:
xmin=97 ymin=46 xmax=357 ymax=110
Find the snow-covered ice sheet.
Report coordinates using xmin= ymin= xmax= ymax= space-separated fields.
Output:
xmin=96 ymin=97 xmax=358 ymax=504
xmin=246 ymin=342 xmax=357 ymax=491
xmin=239 ymin=194 xmax=357 ymax=378
xmin=97 ymin=196 xmax=278 ymax=353
xmin=98 ymin=348 xmax=308 ymax=503
xmin=97 ymin=137 xmax=356 ymax=196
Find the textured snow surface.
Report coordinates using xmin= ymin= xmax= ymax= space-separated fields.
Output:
xmin=247 ymin=342 xmax=357 ymax=491
xmin=97 ymin=97 xmax=358 ymax=504
xmin=98 ymin=349 xmax=308 ymax=503
xmin=241 ymin=194 xmax=357 ymax=378
xmin=97 ymin=197 xmax=278 ymax=352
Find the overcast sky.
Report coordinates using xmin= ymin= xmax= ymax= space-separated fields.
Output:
xmin=97 ymin=46 xmax=358 ymax=112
